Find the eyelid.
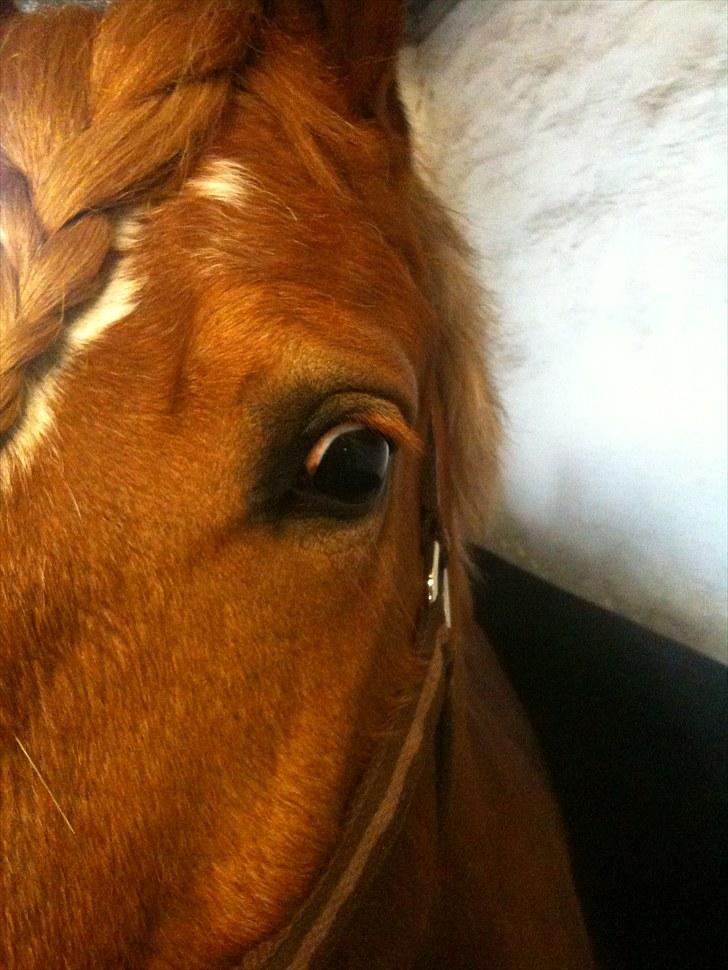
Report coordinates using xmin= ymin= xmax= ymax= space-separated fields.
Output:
xmin=305 ymin=422 xmax=366 ymax=476
xmin=303 ymin=414 xmax=421 ymax=478
xmin=301 ymin=392 xmax=421 ymax=453
xmin=345 ymin=410 xmax=422 ymax=455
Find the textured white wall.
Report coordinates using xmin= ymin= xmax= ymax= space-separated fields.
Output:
xmin=400 ymin=0 xmax=727 ymax=661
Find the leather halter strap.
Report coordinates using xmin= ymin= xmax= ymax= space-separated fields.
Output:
xmin=238 ymin=436 xmax=453 ymax=970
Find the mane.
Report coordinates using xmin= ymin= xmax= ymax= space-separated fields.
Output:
xmin=411 ymin=183 xmax=501 ymax=549
xmin=0 ymin=0 xmax=257 ymax=438
xmin=0 ymin=0 xmax=499 ymax=546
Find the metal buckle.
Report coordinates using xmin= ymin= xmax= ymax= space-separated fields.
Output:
xmin=426 ymin=539 xmax=451 ymax=630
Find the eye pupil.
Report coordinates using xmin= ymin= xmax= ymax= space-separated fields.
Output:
xmin=310 ymin=428 xmax=391 ymax=505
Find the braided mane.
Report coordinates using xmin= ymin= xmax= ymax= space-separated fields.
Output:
xmin=0 ymin=0 xmax=258 ymax=439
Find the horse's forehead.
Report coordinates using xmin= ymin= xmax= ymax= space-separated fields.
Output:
xmin=183 ymin=150 xmax=417 ymax=285
xmin=152 ymin=153 xmax=426 ymax=402
xmin=0 ymin=149 xmax=424 ymax=493
xmin=188 ymin=157 xmax=252 ymax=208
xmin=159 ymin=147 xmax=428 ymax=368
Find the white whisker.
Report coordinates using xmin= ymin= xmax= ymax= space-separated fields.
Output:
xmin=14 ymin=735 xmax=76 ymax=834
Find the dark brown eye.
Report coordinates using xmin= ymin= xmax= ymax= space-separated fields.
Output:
xmin=304 ymin=422 xmax=392 ymax=506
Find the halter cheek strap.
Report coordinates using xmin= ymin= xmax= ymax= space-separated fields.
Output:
xmin=238 ymin=438 xmax=453 ymax=970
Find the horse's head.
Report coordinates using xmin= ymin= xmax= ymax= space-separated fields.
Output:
xmin=0 ymin=1 xmax=500 ymax=964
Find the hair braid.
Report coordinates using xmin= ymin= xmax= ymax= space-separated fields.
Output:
xmin=0 ymin=0 xmax=259 ymax=438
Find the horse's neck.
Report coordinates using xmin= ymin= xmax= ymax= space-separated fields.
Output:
xmin=327 ymin=615 xmax=595 ymax=969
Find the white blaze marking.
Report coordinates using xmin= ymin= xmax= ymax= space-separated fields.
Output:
xmin=1 ymin=158 xmax=252 ymax=492
xmin=189 ymin=158 xmax=251 ymax=207
xmin=0 ymin=215 xmax=143 ymax=492
xmin=67 ymin=270 xmax=140 ymax=351
xmin=1 ymin=378 xmax=60 ymax=484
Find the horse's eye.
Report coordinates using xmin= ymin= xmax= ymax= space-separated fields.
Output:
xmin=304 ymin=423 xmax=392 ymax=506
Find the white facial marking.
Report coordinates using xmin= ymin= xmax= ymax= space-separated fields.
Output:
xmin=0 ymin=214 xmax=143 ymax=492
xmin=1 ymin=159 xmax=250 ymax=492
xmin=189 ymin=158 xmax=251 ymax=207
xmin=67 ymin=270 xmax=140 ymax=351
xmin=0 ymin=378 xmax=60 ymax=485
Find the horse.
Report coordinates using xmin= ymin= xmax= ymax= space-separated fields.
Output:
xmin=0 ymin=2 xmax=594 ymax=967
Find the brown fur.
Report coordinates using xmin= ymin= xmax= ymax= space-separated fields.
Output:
xmin=0 ymin=2 xmax=592 ymax=967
